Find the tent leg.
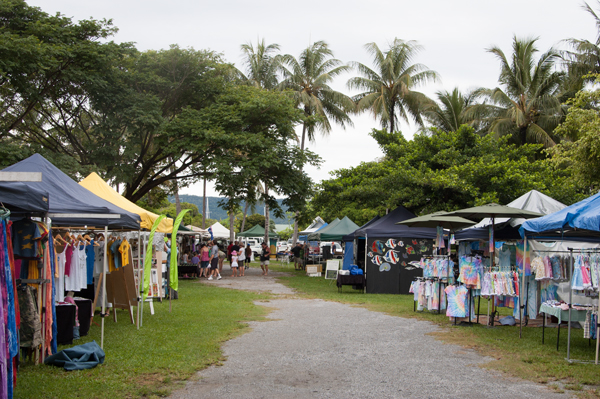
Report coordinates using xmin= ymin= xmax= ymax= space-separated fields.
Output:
xmin=567 ymin=249 xmax=574 ymax=361
xmin=101 ymin=226 xmax=108 ymax=349
xmin=136 ymin=230 xmax=141 ymax=330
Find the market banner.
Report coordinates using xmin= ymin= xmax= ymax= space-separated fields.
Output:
xmin=169 ymin=209 xmax=190 ymax=292
xmin=142 ymin=215 xmax=166 ymax=302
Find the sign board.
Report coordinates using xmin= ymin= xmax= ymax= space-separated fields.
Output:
xmin=325 ymin=260 xmax=340 ymax=280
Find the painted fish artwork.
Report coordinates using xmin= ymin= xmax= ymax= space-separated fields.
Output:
xmin=383 ymin=250 xmax=400 ymax=264
xmin=398 ymin=241 xmax=405 ymax=247
xmin=367 ymin=252 xmax=374 ymax=258
xmin=372 ymin=255 xmax=385 ymax=266
xmin=379 ymin=262 xmax=391 ymax=272
xmin=385 ymin=239 xmax=397 ymax=249
xmin=372 ymin=240 xmax=385 ymax=254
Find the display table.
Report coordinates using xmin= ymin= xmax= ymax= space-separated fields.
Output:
xmin=178 ymin=263 xmax=199 ymax=278
xmin=74 ymin=297 xmax=92 ymax=337
xmin=336 ymin=274 xmax=365 ymax=293
xmin=55 ymin=303 xmax=76 ymax=345
xmin=539 ymin=303 xmax=589 ymax=350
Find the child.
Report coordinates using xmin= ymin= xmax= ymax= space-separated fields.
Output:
xmin=231 ymin=250 xmax=239 ymax=277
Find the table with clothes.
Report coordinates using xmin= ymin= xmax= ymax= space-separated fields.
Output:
xmin=539 ymin=301 xmax=590 ymax=350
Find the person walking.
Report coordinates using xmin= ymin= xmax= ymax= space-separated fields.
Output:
xmin=237 ymin=245 xmax=246 ymax=276
xmin=260 ymin=242 xmax=270 ymax=276
xmin=244 ymin=244 xmax=252 ymax=270
xmin=208 ymin=243 xmax=221 ymax=281
xmin=200 ymin=242 xmax=210 ymax=278
xmin=213 ymin=241 xmax=222 ymax=277
xmin=291 ymin=243 xmax=302 ymax=270
xmin=231 ymin=250 xmax=239 ymax=277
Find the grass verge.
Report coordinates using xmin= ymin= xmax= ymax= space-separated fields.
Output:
xmin=15 ymin=279 xmax=270 ymax=399
xmin=272 ymin=264 xmax=600 ymax=397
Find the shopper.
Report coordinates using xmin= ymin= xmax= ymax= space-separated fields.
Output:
xmin=231 ymin=250 xmax=239 ymax=277
xmin=200 ymin=243 xmax=210 ymax=277
xmin=291 ymin=243 xmax=302 ymax=270
xmin=213 ymin=241 xmax=222 ymax=277
xmin=208 ymin=244 xmax=221 ymax=280
xmin=237 ymin=246 xmax=246 ymax=276
xmin=245 ymin=244 xmax=252 ymax=269
xmin=260 ymin=242 xmax=270 ymax=276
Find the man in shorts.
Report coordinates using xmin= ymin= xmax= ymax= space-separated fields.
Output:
xmin=207 ymin=245 xmax=221 ymax=280
xmin=290 ymin=243 xmax=303 ymax=270
xmin=260 ymin=242 xmax=271 ymax=276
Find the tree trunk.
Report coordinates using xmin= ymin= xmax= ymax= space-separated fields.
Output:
xmin=240 ymin=200 xmax=249 ymax=233
xmin=292 ymin=122 xmax=308 ymax=245
xmin=264 ymin=182 xmax=270 ymax=245
xmin=174 ymin=183 xmax=182 ymax=215
xmin=389 ymin=101 xmax=395 ymax=133
xmin=229 ymin=204 xmax=235 ymax=243
xmin=202 ymin=176 xmax=207 ymax=229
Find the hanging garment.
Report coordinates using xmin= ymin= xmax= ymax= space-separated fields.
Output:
xmin=445 ymin=285 xmax=468 ymax=318
xmin=119 ymin=239 xmax=130 ymax=268
xmin=85 ymin=241 xmax=95 ymax=285
xmin=55 ymin=245 xmax=68 ymax=303
xmin=498 ymin=247 xmax=511 ymax=270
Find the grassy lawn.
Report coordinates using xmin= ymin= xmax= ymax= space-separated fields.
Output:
xmin=271 ymin=264 xmax=600 ymax=398
xmin=15 ymin=278 xmax=270 ymax=399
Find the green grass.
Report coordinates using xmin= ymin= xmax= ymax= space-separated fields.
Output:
xmin=15 ymin=279 xmax=270 ymax=399
xmin=272 ymin=266 xmax=600 ymax=397
xmin=16 ymin=262 xmax=600 ymax=398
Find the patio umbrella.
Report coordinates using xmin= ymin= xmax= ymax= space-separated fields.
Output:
xmin=445 ymin=204 xmax=543 ymax=327
xmin=397 ymin=211 xmax=477 ymax=230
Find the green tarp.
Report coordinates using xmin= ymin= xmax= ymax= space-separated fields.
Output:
xmin=308 ymin=216 xmax=359 ymax=241
xmin=237 ymin=224 xmax=280 ymax=238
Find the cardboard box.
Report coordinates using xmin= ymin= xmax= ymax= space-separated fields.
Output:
xmin=306 ymin=265 xmax=322 ymax=274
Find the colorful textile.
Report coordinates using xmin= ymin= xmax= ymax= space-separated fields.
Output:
xmin=445 ymin=285 xmax=468 ymax=318
xmin=516 ymin=240 xmax=531 ymax=276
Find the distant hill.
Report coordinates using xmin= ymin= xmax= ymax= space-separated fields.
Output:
xmin=170 ymin=195 xmax=291 ymax=224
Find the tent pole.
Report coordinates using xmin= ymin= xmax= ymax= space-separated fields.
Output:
xmin=364 ymin=234 xmax=368 ymax=293
xmin=136 ymin=230 xmax=141 ymax=330
xmin=567 ymin=248 xmax=574 ymax=361
xmin=596 ymin=289 xmax=600 ymax=364
xmin=101 ymin=226 xmax=108 ymax=349
xmin=140 ymin=233 xmax=145 ymax=328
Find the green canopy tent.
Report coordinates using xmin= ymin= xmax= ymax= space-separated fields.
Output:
xmin=237 ymin=224 xmax=280 ymax=239
xmin=308 ymin=216 xmax=360 ymax=241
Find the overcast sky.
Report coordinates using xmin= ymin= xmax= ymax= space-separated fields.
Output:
xmin=29 ymin=0 xmax=598 ymax=197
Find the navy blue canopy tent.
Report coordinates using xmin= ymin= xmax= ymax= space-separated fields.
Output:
xmin=1 ymin=154 xmax=141 ymax=229
xmin=343 ymin=206 xmax=438 ymax=294
xmin=0 ymin=182 xmax=49 ymax=214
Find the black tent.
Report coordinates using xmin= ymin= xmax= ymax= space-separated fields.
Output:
xmin=0 ymin=182 xmax=49 ymax=214
xmin=1 ymin=154 xmax=141 ymax=229
xmin=349 ymin=206 xmax=437 ymax=295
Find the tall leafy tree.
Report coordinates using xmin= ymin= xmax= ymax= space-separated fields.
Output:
xmin=348 ymin=39 xmax=439 ymax=133
xmin=279 ymin=40 xmax=354 ymax=243
xmin=475 ymin=36 xmax=565 ymax=147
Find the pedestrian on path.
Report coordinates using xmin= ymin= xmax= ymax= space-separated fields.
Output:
xmin=260 ymin=242 xmax=270 ymax=276
xmin=231 ymin=250 xmax=239 ymax=277
xmin=237 ymin=246 xmax=246 ymax=276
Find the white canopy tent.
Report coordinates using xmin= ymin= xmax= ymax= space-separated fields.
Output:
xmin=210 ymin=221 xmax=234 ymax=239
xmin=299 ymin=216 xmax=327 ymax=235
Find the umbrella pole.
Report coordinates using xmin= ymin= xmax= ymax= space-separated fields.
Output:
xmin=136 ymin=230 xmax=141 ymax=330
xmin=490 ymin=216 xmax=496 ymax=327
xmin=520 ymin=236 xmax=527 ymax=338
xmin=101 ymin=226 xmax=108 ymax=349
xmin=363 ymin=234 xmax=368 ymax=293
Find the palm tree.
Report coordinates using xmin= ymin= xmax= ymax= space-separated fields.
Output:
xmin=239 ymin=39 xmax=282 ymax=90
xmin=423 ymin=88 xmax=487 ymax=133
xmin=279 ymin=41 xmax=355 ymax=244
xmin=238 ymin=39 xmax=283 ymax=243
xmin=476 ymin=36 xmax=565 ymax=147
xmin=563 ymin=1 xmax=600 ymax=95
xmin=279 ymin=40 xmax=355 ymax=151
xmin=348 ymin=39 xmax=439 ymax=133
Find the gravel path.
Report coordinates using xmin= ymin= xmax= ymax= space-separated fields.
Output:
xmin=170 ymin=268 xmax=567 ymax=399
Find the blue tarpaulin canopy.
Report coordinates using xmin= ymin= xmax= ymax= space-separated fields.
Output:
xmin=520 ymin=191 xmax=600 ymax=238
xmin=1 ymin=154 xmax=141 ymax=229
